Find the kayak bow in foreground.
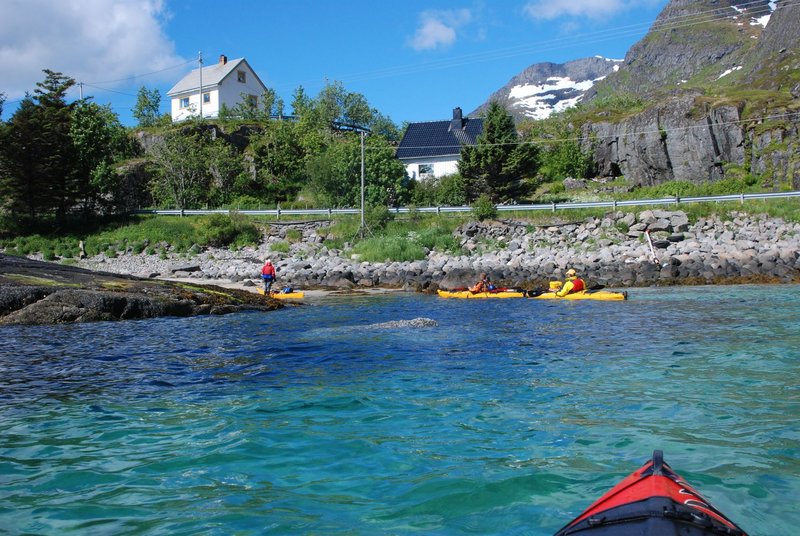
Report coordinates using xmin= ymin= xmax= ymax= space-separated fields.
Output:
xmin=554 ymin=450 xmax=747 ymax=535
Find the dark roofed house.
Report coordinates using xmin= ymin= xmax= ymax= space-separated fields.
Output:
xmin=396 ymin=107 xmax=483 ymax=180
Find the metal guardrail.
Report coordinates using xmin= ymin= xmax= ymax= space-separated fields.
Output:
xmin=134 ymin=190 xmax=800 ymax=218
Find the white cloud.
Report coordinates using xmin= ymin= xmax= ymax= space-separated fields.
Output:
xmin=523 ymin=0 xmax=660 ymax=21
xmin=409 ymin=9 xmax=473 ymax=51
xmin=0 ymin=0 xmax=186 ymax=99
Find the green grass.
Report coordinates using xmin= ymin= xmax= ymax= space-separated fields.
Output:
xmin=2 ymin=183 xmax=798 ymax=260
xmin=352 ymin=236 xmax=428 ymax=262
xmin=270 ymin=241 xmax=290 ymax=253
xmin=1 ymin=214 xmax=263 ymax=257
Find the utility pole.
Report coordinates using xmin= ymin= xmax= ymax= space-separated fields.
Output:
xmin=198 ymin=51 xmax=203 ymax=119
xmin=359 ymin=130 xmax=366 ymax=238
xmin=78 ymin=82 xmax=83 ymax=100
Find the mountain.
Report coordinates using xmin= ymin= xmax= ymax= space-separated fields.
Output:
xmin=471 ymin=56 xmax=622 ymax=121
xmin=476 ymin=0 xmax=799 ymax=188
xmin=578 ymin=0 xmax=800 ymax=187
xmin=589 ymin=0 xmax=776 ymax=99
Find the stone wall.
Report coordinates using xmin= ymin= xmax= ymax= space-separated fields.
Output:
xmin=71 ymin=211 xmax=800 ymax=291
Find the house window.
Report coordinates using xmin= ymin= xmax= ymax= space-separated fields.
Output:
xmin=180 ymin=97 xmax=190 ymax=108
xmin=246 ymin=94 xmax=257 ymax=107
xmin=419 ymin=164 xmax=434 ymax=178
xmin=237 ymin=70 xmax=246 ymax=83
xmin=203 ymin=93 xmax=210 ymax=103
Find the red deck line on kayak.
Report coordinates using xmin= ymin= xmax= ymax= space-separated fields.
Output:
xmin=566 ymin=460 xmax=742 ymax=531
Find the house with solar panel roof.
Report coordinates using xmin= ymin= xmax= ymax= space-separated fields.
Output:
xmin=395 ymin=107 xmax=483 ymax=180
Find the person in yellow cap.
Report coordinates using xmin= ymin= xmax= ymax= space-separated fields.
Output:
xmin=556 ymin=268 xmax=586 ymax=297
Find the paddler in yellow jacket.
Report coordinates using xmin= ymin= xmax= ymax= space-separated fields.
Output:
xmin=556 ymin=268 xmax=586 ymax=296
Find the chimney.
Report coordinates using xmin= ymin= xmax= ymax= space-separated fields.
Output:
xmin=219 ymin=54 xmax=228 ymax=65
xmin=449 ymin=107 xmax=464 ymax=131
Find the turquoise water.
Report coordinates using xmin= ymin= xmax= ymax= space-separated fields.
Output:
xmin=1 ymin=285 xmax=798 ymax=535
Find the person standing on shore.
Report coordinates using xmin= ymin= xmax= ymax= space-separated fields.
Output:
xmin=556 ymin=268 xmax=585 ymax=296
xmin=261 ymin=259 xmax=276 ymax=294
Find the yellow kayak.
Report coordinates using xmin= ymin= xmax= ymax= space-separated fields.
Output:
xmin=257 ymin=288 xmax=305 ymax=299
xmin=532 ymin=290 xmax=627 ymax=301
xmin=437 ymin=289 xmax=525 ymax=299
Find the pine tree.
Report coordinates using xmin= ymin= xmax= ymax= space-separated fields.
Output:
xmin=1 ymin=70 xmax=78 ymax=226
xmin=458 ymin=101 xmax=539 ymax=203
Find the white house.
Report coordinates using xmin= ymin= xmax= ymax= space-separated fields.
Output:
xmin=167 ymin=55 xmax=268 ymax=122
xmin=395 ymin=107 xmax=484 ymax=180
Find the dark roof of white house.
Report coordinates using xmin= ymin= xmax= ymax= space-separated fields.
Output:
xmin=396 ymin=107 xmax=483 ymax=160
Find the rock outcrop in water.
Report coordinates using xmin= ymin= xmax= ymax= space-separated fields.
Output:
xmin=366 ymin=318 xmax=439 ymax=329
xmin=0 ymin=254 xmax=280 ymax=325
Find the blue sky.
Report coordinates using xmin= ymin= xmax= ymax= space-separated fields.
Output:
xmin=1 ymin=0 xmax=668 ymax=126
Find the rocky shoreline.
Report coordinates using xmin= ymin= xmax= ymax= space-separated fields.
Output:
xmin=69 ymin=209 xmax=800 ymax=291
xmin=0 ymin=254 xmax=281 ymax=325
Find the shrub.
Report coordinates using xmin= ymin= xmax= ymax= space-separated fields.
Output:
xmin=225 ymin=195 xmax=268 ymax=210
xmin=471 ymin=195 xmax=498 ymax=221
xmin=352 ymin=236 xmax=427 ymax=262
xmin=366 ymin=205 xmax=394 ymax=231
xmin=270 ymin=241 xmax=290 ymax=253
xmin=414 ymin=227 xmax=461 ymax=254
xmin=198 ymin=213 xmax=261 ymax=248
xmin=285 ymin=229 xmax=302 ymax=242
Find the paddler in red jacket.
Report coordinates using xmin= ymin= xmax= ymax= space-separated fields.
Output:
xmin=469 ymin=273 xmax=495 ymax=293
xmin=556 ymin=268 xmax=585 ymax=296
xmin=261 ymin=259 xmax=277 ymax=294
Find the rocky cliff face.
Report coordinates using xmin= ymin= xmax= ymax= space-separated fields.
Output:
xmin=578 ymin=0 xmax=800 ymax=186
xmin=475 ymin=1 xmax=799 ymax=186
xmin=472 ymin=57 xmax=622 ymax=121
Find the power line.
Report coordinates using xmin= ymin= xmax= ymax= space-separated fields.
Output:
xmin=84 ymin=59 xmax=196 ymax=85
xmin=279 ymin=0 xmax=794 ymax=91
xmin=385 ymin=111 xmax=800 ymax=152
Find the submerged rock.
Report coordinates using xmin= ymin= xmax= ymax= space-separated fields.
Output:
xmin=367 ymin=317 xmax=439 ymax=329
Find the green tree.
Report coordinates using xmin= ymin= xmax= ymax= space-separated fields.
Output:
xmin=250 ymin=120 xmax=306 ymax=204
xmin=295 ymin=81 xmax=375 ymax=131
xmin=71 ymin=100 xmax=133 ymax=213
xmin=369 ymin=111 xmax=401 ymax=142
xmin=132 ymin=86 xmax=162 ymax=127
xmin=147 ymin=130 xmax=211 ymax=209
xmin=306 ymin=133 xmax=408 ymax=208
xmin=0 ymin=71 xmax=77 ymax=224
xmin=521 ymin=115 xmax=593 ymax=180
xmin=363 ymin=135 xmax=409 ymax=207
xmin=0 ymin=92 xmax=5 ymax=119
xmin=458 ymin=101 xmax=539 ymax=202
xmin=290 ymin=85 xmax=312 ymax=117
xmin=206 ymin=138 xmax=246 ymax=206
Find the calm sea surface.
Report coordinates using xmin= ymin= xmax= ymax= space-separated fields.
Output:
xmin=1 ymin=285 xmax=798 ymax=535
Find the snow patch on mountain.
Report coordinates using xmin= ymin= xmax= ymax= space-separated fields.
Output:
xmin=472 ymin=56 xmax=623 ymax=121
xmin=731 ymin=1 xmax=775 ymax=28
xmin=508 ymin=75 xmax=605 ymax=119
